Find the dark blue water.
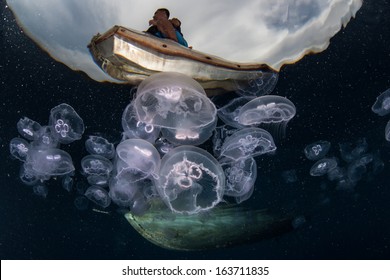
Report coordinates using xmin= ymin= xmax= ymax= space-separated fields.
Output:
xmin=1 ymin=1 xmax=389 ymax=259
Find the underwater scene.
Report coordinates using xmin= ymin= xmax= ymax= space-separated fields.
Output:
xmin=1 ymin=0 xmax=390 ymax=259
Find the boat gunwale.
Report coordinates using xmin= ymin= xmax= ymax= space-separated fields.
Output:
xmin=90 ymin=25 xmax=274 ymax=72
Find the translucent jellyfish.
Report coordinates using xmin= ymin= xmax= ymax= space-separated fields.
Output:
xmin=33 ymin=184 xmax=49 ymax=198
xmin=109 ymin=175 xmax=152 ymax=208
xmin=154 ymin=137 xmax=176 ymax=156
xmin=217 ymin=97 xmax=253 ymax=128
xmin=238 ymin=95 xmax=296 ymax=125
xmin=81 ymin=155 xmax=113 ymax=177
xmin=74 ymin=196 xmax=89 ymax=211
xmin=160 ymin=117 xmax=217 ymax=146
xmin=212 ymin=125 xmax=238 ymax=158
xmin=309 ymin=158 xmax=338 ymax=176
xmin=31 ymin=126 xmax=59 ymax=148
xmin=221 ymin=157 xmax=257 ymax=204
xmin=49 ymin=103 xmax=85 ymax=144
xmin=9 ymin=137 xmax=30 ymax=162
xmin=87 ymin=175 xmax=108 ymax=186
xmin=304 ymin=140 xmax=331 ymax=161
xmin=281 ymin=169 xmax=298 ymax=184
xmin=17 ymin=117 xmax=41 ymax=141
xmin=121 ymin=102 xmax=161 ymax=143
xmin=339 ymin=138 xmax=368 ymax=163
xmin=84 ymin=186 xmax=111 ymax=208
xmin=27 ymin=148 xmax=75 ymax=176
xmin=133 ymin=72 xmax=217 ymax=145
xmin=85 ymin=136 xmax=115 ymax=159
xmin=115 ymin=139 xmax=161 ymax=182
xmin=234 ymin=71 xmax=279 ymax=97
xmin=19 ymin=163 xmax=39 ymax=186
xmin=62 ymin=175 xmax=74 ymax=192
xmin=371 ymin=88 xmax=390 ymax=116
xmin=385 ymin=120 xmax=390 ymax=142
xmin=156 ymin=146 xmax=225 ymax=215
xmin=220 ymin=128 xmax=276 ymax=161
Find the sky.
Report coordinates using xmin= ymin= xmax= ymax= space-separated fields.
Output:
xmin=6 ymin=0 xmax=362 ymax=82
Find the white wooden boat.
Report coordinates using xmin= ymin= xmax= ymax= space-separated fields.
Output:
xmin=88 ymin=26 xmax=276 ymax=94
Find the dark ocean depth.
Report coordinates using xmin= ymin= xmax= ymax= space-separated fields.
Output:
xmin=1 ymin=1 xmax=389 ymax=259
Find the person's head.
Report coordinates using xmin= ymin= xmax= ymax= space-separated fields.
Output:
xmin=170 ymin=18 xmax=181 ymax=28
xmin=154 ymin=8 xmax=170 ymax=20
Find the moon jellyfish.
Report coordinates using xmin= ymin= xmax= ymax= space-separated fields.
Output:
xmin=33 ymin=184 xmax=49 ymax=198
xmin=234 ymin=71 xmax=279 ymax=97
xmin=81 ymin=155 xmax=113 ymax=177
xmin=31 ymin=126 xmax=59 ymax=148
xmin=133 ymin=72 xmax=217 ymax=145
xmin=238 ymin=95 xmax=296 ymax=135
xmin=217 ymin=97 xmax=253 ymax=128
xmin=156 ymin=146 xmax=225 ymax=215
xmin=84 ymin=186 xmax=111 ymax=208
xmin=309 ymin=158 xmax=338 ymax=176
xmin=339 ymin=138 xmax=368 ymax=163
xmin=122 ymin=102 xmax=160 ymax=143
xmin=385 ymin=120 xmax=390 ymax=142
xmin=9 ymin=138 xmax=30 ymax=162
xmin=74 ymin=196 xmax=89 ymax=211
xmin=220 ymin=128 xmax=276 ymax=161
xmin=304 ymin=140 xmax=331 ymax=161
xmin=49 ymin=103 xmax=85 ymax=144
xmin=27 ymin=148 xmax=75 ymax=177
xmin=115 ymin=139 xmax=161 ymax=182
xmin=371 ymin=88 xmax=390 ymax=116
xmin=281 ymin=169 xmax=298 ymax=184
xmin=62 ymin=175 xmax=74 ymax=192
xmin=212 ymin=125 xmax=238 ymax=158
xmin=19 ymin=164 xmax=39 ymax=186
xmin=17 ymin=117 xmax=41 ymax=141
xmin=222 ymin=157 xmax=257 ymax=204
xmin=85 ymin=136 xmax=115 ymax=159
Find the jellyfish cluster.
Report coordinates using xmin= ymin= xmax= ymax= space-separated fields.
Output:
xmin=304 ymin=138 xmax=384 ymax=191
xmin=10 ymin=72 xmax=296 ymax=215
xmin=371 ymin=88 xmax=390 ymax=142
xmin=9 ymin=104 xmax=85 ymax=196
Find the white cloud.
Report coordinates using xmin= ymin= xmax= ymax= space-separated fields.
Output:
xmin=7 ymin=0 xmax=362 ymax=81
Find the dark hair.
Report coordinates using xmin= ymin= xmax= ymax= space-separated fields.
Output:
xmin=157 ymin=8 xmax=170 ymax=18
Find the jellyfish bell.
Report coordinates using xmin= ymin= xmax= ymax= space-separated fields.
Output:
xmin=156 ymin=145 xmax=225 ymax=215
xmin=372 ymin=88 xmax=390 ymax=116
xmin=17 ymin=117 xmax=42 ymax=141
xmin=219 ymin=127 xmax=276 ymax=162
xmin=133 ymin=72 xmax=217 ymax=145
xmin=238 ymin=95 xmax=296 ymax=138
xmin=85 ymin=136 xmax=115 ymax=159
xmin=385 ymin=120 xmax=390 ymax=142
xmin=121 ymin=102 xmax=161 ymax=143
xmin=304 ymin=140 xmax=331 ymax=161
xmin=48 ymin=103 xmax=85 ymax=144
xmin=115 ymin=139 xmax=161 ymax=181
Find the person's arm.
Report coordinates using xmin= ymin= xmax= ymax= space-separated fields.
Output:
xmin=154 ymin=18 xmax=178 ymax=42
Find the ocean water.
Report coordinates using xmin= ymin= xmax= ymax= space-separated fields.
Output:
xmin=1 ymin=1 xmax=390 ymax=259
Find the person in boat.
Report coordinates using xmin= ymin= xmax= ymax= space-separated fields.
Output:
xmin=146 ymin=8 xmax=188 ymax=47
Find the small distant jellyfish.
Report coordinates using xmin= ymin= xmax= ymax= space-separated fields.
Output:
xmin=31 ymin=126 xmax=59 ymax=148
xmin=81 ymin=155 xmax=113 ymax=177
xmin=304 ymin=140 xmax=331 ymax=161
xmin=17 ymin=117 xmax=41 ymax=140
xmin=19 ymin=163 xmax=39 ymax=186
xmin=49 ymin=103 xmax=85 ymax=144
xmin=385 ymin=120 xmax=390 ymax=142
xmin=74 ymin=196 xmax=89 ymax=211
xmin=339 ymin=138 xmax=368 ymax=163
xmin=237 ymin=95 xmax=296 ymax=137
xmin=156 ymin=146 xmax=225 ymax=215
xmin=281 ymin=169 xmax=298 ymax=184
xmin=9 ymin=137 xmax=30 ymax=162
xmin=85 ymin=136 xmax=115 ymax=159
xmin=33 ymin=184 xmax=49 ymax=198
xmin=62 ymin=175 xmax=74 ymax=192
xmin=220 ymin=127 xmax=276 ymax=161
xmin=371 ymin=88 xmax=390 ymax=116
xmin=84 ymin=186 xmax=111 ymax=208
xmin=310 ymin=158 xmax=338 ymax=176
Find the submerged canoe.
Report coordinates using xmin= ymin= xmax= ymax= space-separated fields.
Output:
xmin=88 ymin=26 xmax=276 ymax=93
